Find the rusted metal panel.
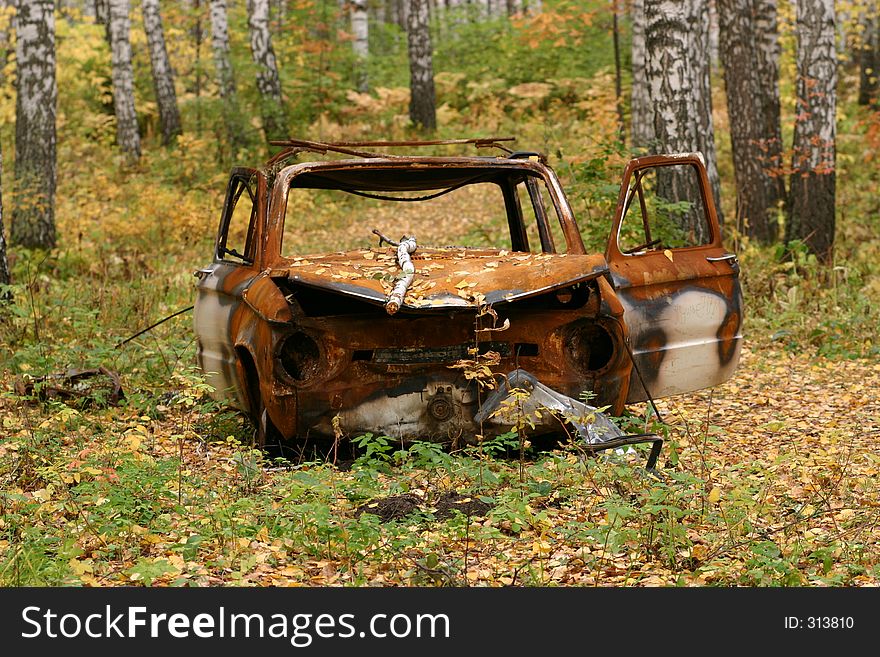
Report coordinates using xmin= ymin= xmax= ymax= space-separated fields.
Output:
xmin=605 ymin=154 xmax=744 ymax=402
xmin=282 ymin=249 xmax=609 ymax=312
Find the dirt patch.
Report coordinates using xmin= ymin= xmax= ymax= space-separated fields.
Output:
xmin=355 ymin=494 xmax=422 ymax=522
xmin=433 ymin=492 xmax=492 ymax=520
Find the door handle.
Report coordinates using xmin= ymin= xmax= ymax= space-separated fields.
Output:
xmin=193 ymin=268 xmax=212 ymax=279
xmin=706 ymin=253 xmax=738 ymax=263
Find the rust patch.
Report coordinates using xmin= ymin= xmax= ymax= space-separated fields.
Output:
xmin=285 ymin=248 xmax=609 ymax=312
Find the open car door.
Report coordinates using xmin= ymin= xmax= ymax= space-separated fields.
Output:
xmin=605 ymin=154 xmax=743 ymax=403
xmin=194 ymin=167 xmax=267 ymax=406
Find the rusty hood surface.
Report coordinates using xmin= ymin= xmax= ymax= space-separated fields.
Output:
xmin=274 ymin=248 xmax=610 ymax=311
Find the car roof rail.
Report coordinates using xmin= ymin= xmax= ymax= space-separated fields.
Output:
xmin=264 ymin=137 xmax=517 ymax=168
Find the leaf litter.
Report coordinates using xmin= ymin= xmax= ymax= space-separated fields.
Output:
xmin=1 ymin=344 xmax=878 ymax=587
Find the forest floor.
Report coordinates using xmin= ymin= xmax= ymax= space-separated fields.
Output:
xmin=1 ymin=341 xmax=877 ymax=587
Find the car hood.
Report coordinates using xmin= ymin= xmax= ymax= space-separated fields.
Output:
xmin=273 ymin=247 xmax=610 ymax=311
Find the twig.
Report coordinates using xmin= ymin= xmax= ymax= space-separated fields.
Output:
xmin=115 ymin=305 xmax=194 ymax=348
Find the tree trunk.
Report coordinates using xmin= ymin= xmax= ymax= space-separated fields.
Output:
xmin=754 ymin=0 xmax=785 ymax=184
xmin=94 ymin=0 xmax=111 ymax=43
xmin=247 ymin=0 xmax=287 ymax=141
xmin=407 ymin=0 xmax=436 ymax=130
xmin=351 ymin=0 xmax=369 ymax=92
xmin=0 ymin=143 xmax=12 ymax=291
xmin=644 ymin=0 xmax=721 ymax=241
xmin=858 ymin=6 xmax=878 ymax=106
xmin=143 ymin=0 xmax=182 ymax=145
xmin=12 ymin=0 xmax=57 ymax=250
xmin=272 ymin=0 xmax=288 ymax=27
xmin=210 ymin=0 xmax=245 ymax=149
xmin=690 ymin=0 xmax=722 ymax=223
xmin=787 ymin=0 xmax=836 ymax=262
xmin=707 ymin=0 xmax=719 ymax=65
xmin=192 ymin=0 xmax=204 ymax=132
xmin=718 ymin=0 xmax=785 ymax=243
xmin=612 ymin=0 xmax=625 ymax=143
xmin=108 ymin=0 xmax=141 ymax=161
xmin=630 ymin=0 xmax=653 ymax=149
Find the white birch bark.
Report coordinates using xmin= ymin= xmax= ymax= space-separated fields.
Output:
xmin=95 ymin=0 xmax=108 ymax=23
xmin=644 ymin=0 xmax=713 ymax=242
xmin=108 ymin=0 xmax=141 ymax=160
xmin=690 ymin=0 xmax=722 ymax=222
xmin=630 ymin=0 xmax=653 ymax=149
xmin=787 ymin=0 xmax=836 ymax=261
xmin=12 ymin=0 xmax=57 ymax=249
xmin=407 ymin=0 xmax=436 ymax=130
xmin=143 ymin=0 xmax=182 ymax=145
xmin=351 ymin=0 xmax=369 ymax=92
xmin=210 ymin=0 xmax=245 ymax=148
xmin=95 ymin=0 xmax=111 ymax=42
xmin=247 ymin=0 xmax=287 ymax=140
xmin=708 ymin=0 xmax=719 ymax=65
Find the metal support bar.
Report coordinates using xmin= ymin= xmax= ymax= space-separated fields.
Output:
xmin=578 ymin=432 xmax=664 ymax=470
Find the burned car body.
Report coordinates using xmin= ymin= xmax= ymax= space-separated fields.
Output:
xmin=194 ymin=139 xmax=742 ymax=450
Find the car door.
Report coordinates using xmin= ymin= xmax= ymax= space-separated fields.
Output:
xmin=605 ymin=154 xmax=743 ymax=403
xmin=194 ymin=168 xmax=266 ymax=406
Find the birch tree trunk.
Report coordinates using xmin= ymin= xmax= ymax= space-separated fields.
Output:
xmin=718 ymin=0 xmax=785 ymax=243
xmin=247 ymin=0 xmax=287 ymax=141
xmin=210 ymin=0 xmax=245 ymax=149
xmin=94 ymin=0 xmax=111 ymax=42
xmin=191 ymin=0 xmax=204 ymax=131
xmin=630 ymin=0 xmax=653 ymax=149
xmin=12 ymin=0 xmax=57 ymax=250
xmin=754 ymin=0 xmax=784 ymax=177
xmin=351 ymin=0 xmax=369 ymax=92
xmin=0 ymin=143 xmax=11 ymax=290
xmin=690 ymin=0 xmax=722 ymax=223
xmin=787 ymin=0 xmax=836 ymax=262
xmin=108 ymin=0 xmax=141 ymax=160
xmin=407 ymin=0 xmax=436 ymax=130
xmin=612 ymin=0 xmax=625 ymax=142
xmin=858 ymin=6 xmax=878 ymax=105
xmin=143 ymin=0 xmax=182 ymax=145
xmin=708 ymin=0 xmax=719 ymax=65
xmin=644 ymin=0 xmax=716 ymax=242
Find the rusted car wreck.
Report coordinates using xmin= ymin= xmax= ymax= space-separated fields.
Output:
xmin=194 ymin=138 xmax=742 ymax=466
